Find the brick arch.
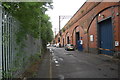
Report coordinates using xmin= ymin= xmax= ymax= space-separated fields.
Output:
xmin=71 ymin=25 xmax=84 ymax=45
xmin=87 ymin=5 xmax=120 ymax=32
xmin=86 ymin=5 xmax=120 ymax=52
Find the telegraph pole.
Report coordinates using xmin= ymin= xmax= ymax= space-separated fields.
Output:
xmin=59 ymin=16 xmax=61 ymax=33
xmin=58 ymin=15 xmax=72 ymax=47
xmin=59 ymin=15 xmax=72 ymax=32
xmin=54 ymin=28 xmax=56 ymax=36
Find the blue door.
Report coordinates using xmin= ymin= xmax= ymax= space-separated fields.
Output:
xmin=99 ymin=18 xmax=114 ymax=55
xmin=77 ymin=40 xmax=83 ymax=51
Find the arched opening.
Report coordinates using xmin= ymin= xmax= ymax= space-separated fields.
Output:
xmin=75 ymin=32 xmax=80 ymax=48
xmin=63 ymin=38 xmax=64 ymax=47
xmin=65 ymin=32 xmax=68 ymax=45
xmin=67 ymin=36 xmax=70 ymax=44
xmin=87 ymin=5 xmax=119 ymax=53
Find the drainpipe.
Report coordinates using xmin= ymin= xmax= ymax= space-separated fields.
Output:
xmin=0 ymin=2 xmax=2 ymax=79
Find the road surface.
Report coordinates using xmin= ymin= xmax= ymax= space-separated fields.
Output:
xmin=36 ymin=47 xmax=119 ymax=79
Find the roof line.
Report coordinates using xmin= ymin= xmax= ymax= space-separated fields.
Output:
xmin=62 ymin=0 xmax=87 ymax=29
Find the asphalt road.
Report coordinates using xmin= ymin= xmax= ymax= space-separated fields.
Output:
xmin=36 ymin=47 xmax=119 ymax=79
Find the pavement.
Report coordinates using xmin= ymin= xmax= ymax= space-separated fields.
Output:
xmin=36 ymin=47 xmax=120 ymax=79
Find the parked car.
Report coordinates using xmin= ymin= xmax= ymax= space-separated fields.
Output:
xmin=47 ymin=43 xmax=50 ymax=47
xmin=65 ymin=44 xmax=75 ymax=51
xmin=52 ymin=44 xmax=56 ymax=47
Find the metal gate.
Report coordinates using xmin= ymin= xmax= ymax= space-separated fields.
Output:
xmin=99 ymin=18 xmax=114 ymax=55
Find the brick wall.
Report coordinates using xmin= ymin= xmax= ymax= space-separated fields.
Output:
xmin=54 ymin=2 xmax=120 ymax=53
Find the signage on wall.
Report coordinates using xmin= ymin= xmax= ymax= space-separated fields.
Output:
xmin=90 ymin=35 xmax=94 ymax=42
xmin=115 ymin=41 xmax=119 ymax=47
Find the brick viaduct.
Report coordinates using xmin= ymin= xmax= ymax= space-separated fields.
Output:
xmin=53 ymin=1 xmax=120 ymax=55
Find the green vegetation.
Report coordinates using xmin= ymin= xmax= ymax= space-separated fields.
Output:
xmin=2 ymin=2 xmax=54 ymax=78
xmin=2 ymin=2 xmax=53 ymax=48
xmin=62 ymin=28 xmax=65 ymax=32
xmin=81 ymin=10 xmax=84 ymax=13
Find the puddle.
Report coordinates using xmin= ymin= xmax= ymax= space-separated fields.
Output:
xmin=55 ymin=60 xmax=59 ymax=64
xmin=58 ymin=75 xmax=64 ymax=80
xmin=98 ymin=68 xmax=102 ymax=71
xmin=102 ymin=59 xmax=111 ymax=62
xmin=109 ymin=67 xmax=115 ymax=70
xmin=103 ymin=74 xmax=108 ymax=77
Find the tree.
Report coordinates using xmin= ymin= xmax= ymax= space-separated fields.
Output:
xmin=2 ymin=2 xmax=53 ymax=47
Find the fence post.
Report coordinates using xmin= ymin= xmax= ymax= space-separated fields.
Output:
xmin=0 ymin=2 xmax=2 ymax=79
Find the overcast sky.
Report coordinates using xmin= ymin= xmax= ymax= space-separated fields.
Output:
xmin=46 ymin=0 xmax=86 ymax=36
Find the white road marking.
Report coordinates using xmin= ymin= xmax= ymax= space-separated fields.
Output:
xmin=59 ymin=58 xmax=63 ymax=61
xmin=52 ymin=53 xmax=54 ymax=56
xmin=49 ymin=53 xmax=52 ymax=79
xmin=55 ymin=60 xmax=59 ymax=64
xmin=56 ymin=64 xmax=60 ymax=67
xmin=50 ymin=49 xmax=52 ymax=52
xmin=53 ymin=58 xmax=56 ymax=61
xmin=64 ymin=53 xmax=68 ymax=54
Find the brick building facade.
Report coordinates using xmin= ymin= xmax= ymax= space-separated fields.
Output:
xmin=54 ymin=1 xmax=120 ymax=56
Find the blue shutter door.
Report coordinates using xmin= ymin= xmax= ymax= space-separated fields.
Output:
xmin=99 ymin=18 xmax=114 ymax=55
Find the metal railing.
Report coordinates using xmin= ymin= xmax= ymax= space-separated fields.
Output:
xmin=1 ymin=7 xmax=21 ymax=78
xmin=0 ymin=4 xmax=42 ymax=79
xmin=0 ymin=2 xmax=3 ymax=79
